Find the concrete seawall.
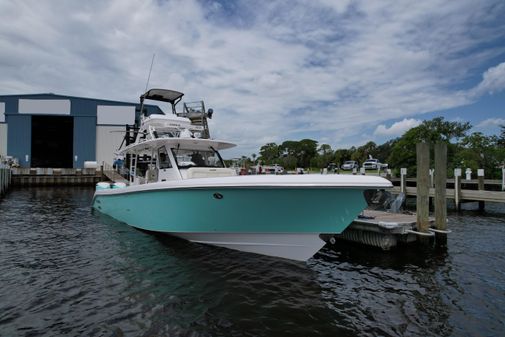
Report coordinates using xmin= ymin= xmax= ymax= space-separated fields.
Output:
xmin=0 ymin=167 xmax=11 ymax=196
xmin=11 ymin=168 xmax=103 ymax=186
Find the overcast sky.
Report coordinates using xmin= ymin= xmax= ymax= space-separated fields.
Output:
xmin=1 ymin=0 xmax=505 ymax=157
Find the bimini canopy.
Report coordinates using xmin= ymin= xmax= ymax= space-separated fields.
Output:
xmin=140 ymin=89 xmax=184 ymax=114
xmin=141 ymin=89 xmax=184 ymax=104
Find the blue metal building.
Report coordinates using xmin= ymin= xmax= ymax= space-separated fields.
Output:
xmin=0 ymin=93 xmax=161 ymax=168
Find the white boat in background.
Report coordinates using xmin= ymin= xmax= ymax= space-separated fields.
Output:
xmin=92 ymin=89 xmax=392 ymax=261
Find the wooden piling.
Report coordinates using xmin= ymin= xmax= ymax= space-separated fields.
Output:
xmin=434 ymin=143 xmax=447 ymax=245
xmin=502 ymin=168 xmax=505 ymax=191
xmin=478 ymin=169 xmax=485 ymax=211
xmin=400 ymin=168 xmax=407 ymax=194
xmin=454 ymin=168 xmax=462 ymax=211
xmin=434 ymin=143 xmax=447 ymax=230
xmin=416 ymin=143 xmax=430 ymax=235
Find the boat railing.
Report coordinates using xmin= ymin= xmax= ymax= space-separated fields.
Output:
xmin=177 ymin=101 xmax=211 ymax=139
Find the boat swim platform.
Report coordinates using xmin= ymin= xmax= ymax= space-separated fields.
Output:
xmin=321 ymin=210 xmax=437 ymax=250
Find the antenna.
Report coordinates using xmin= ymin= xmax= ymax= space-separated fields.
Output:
xmin=144 ymin=53 xmax=156 ymax=92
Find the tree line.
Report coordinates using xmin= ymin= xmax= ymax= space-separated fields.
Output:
xmin=242 ymin=117 xmax=505 ymax=178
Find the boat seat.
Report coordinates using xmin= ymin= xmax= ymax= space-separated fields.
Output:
xmin=186 ymin=167 xmax=236 ymax=179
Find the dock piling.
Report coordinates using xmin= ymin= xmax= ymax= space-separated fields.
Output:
xmin=400 ymin=168 xmax=407 ymax=194
xmin=454 ymin=168 xmax=462 ymax=211
xmin=416 ymin=143 xmax=430 ymax=238
xmin=502 ymin=168 xmax=505 ymax=191
xmin=478 ymin=169 xmax=485 ymax=211
xmin=434 ymin=143 xmax=447 ymax=244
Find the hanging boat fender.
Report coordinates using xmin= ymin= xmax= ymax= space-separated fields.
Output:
xmin=406 ymin=229 xmax=435 ymax=237
xmin=96 ymin=182 xmax=111 ymax=190
xmin=112 ymin=182 xmax=127 ymax=189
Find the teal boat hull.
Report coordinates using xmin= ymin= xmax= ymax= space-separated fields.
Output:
xmin=93 ymin=187 xmax=367 ymax=234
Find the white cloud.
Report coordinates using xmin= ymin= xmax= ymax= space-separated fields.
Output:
xmin=374 ymin=118 xmax=422 ymax=137
xmin=475 ymin=118 xmax=505 ymax=129
xmin=471 ymin=62 xmax=505 ymax=96
xmin=0 ymin=0 xmax=504 ymax=156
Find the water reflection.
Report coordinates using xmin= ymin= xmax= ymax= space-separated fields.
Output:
xmin=94 ymin=212 xmax=346 ymax=336
xmin=1 ymin=187 xmax=504 ymax=337
xmin=314 ymin=241 xmax=452 ymax=337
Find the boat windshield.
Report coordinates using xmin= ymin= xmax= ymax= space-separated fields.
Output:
xmin=171 ymin=148 xmax=225 ymax=169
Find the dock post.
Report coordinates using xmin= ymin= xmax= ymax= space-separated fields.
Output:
xmin=502 ymin=168 xmax=505 ymax=191
xmin=0 ymin=168 xmax=4 ymax=195
xmin=434 ymin=143 xmax=447 ymax=244
xmin=429 ymin=168 xmax=435 ymax=209
xmin=478 ymin=169 xmax=485 ymax=211
xmin=400 ymin=168 xmax=407 ymax=194
xmin=454 ymin=168 xmax=462 ymax=211
xmin=416 ymin=143 xmax=430 ymax=240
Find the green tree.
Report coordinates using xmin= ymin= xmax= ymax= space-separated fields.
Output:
xmin=280 ymin=139 xmax=318 ymax=168
xmin=298 ymin=139 xmax=318 ymax=168
xmin=498 ymin=125 xmax=505 ymax=147
xmin=454 ymin=132 xmax=504 ymax=177
xmin=375 ymin=139 xmax=398 ymax=164
xmin=387 ymin=117 xmax=471 ymax=175
xmin=334 ymin=148 xmax=353 ymax=166
xmin=312 ymin=144 xmax=334 ymax=168
xmin=259 ymin=143 xmax=280 ymax=164
xmin=351 ymin=141 xmax=377 ymax=164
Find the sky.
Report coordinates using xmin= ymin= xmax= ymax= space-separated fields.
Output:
xmin=1 ymin=0 xmax=505 ymax=158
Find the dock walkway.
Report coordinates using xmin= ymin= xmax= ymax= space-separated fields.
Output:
xmin=324 ymin=210 xmax=436 ymax=250
xmin=391 ymin=186 xmax=505 ymax=203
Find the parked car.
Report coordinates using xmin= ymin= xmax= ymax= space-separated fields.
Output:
xmin=260 ymin=164 xmax=285 ymax=174
xmin=341 ymin=160 xmax=359 ymax=170
xmin=362 ymin=158 xmax=388 ymax=170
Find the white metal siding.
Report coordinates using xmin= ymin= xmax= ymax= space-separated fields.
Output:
xmin=96 ymin=125 xmax=125 ymax=165
xmin=0 ymin=102 xmax=5 ymax=122
xmin=0 ymin=124 xmax=7 ymax=157
xmin=97 ymin=105 xmax=135 ymax=125
xmin=18 ymin=99 xmax=71 ymax=115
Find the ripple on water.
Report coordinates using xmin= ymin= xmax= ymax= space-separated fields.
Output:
xmin=1 ymin=187 xmax=505 ymax=336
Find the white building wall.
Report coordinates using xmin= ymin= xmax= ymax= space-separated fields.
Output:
xmin=18 ymin=99 xmax=71 ymax=115
xmin=97 ymin=105 xmax=135 ymax=125
xmin=0 ymin=102 xmax=5 ymax=122
xmin=0 ymin=124 xmax=7 ymax=157
xmin=96 ymin=126 xmax=126 ymax=165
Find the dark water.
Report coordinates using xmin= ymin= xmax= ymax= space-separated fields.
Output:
xmin=1 ymin=187 xmax=504 ymax=337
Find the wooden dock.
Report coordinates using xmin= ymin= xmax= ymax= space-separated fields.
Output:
xmin=101 ymin=162 xmax=129 ymax=184
xmin=391 ymin=186 xmax=505 ymax=203
xmin=390 ymin=177 xmax=503 ymax=187
xmin=323 ymin=210 xmax=437 ymax=250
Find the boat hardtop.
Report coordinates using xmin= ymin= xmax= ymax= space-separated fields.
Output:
xmin=119 ymin=137 xmax=236 ymax=155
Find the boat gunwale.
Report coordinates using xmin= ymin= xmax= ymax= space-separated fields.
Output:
xmin=93 ymin=182 xmax=392 ymax=200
